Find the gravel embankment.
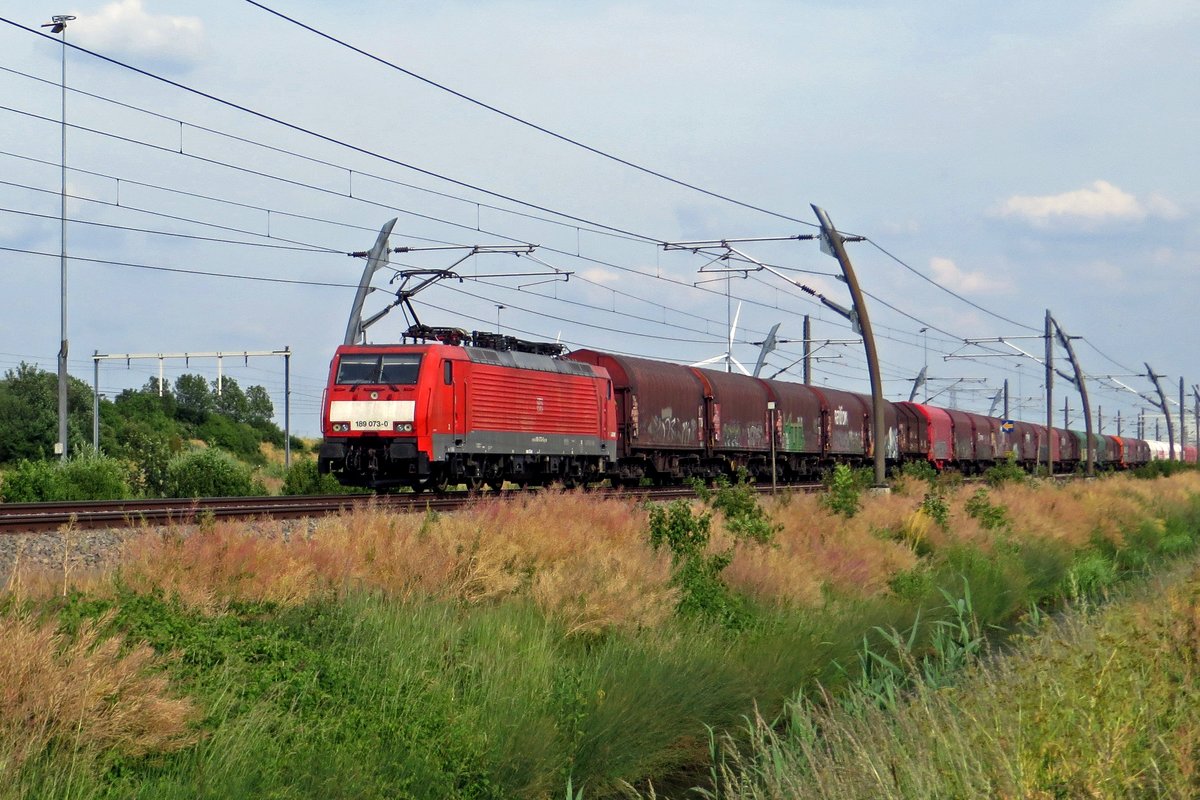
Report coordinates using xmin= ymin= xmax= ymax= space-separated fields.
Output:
xmin=0 ymin=519 xmax=323 ymax=592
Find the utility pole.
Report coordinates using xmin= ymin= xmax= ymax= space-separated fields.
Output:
xmin=1181 ymin=377 xmax=1187 ymax=454
xmin=44 ymin=14 xmax=76 ymax=460
xmin=1054 ymin=320 xmax=1094 ymax=475
xmin=1063 ymin=396 xmax=1069 ymax=428
xmin=1194 ymin=385 xmax=1199 ymax=455
xmin=1045 ymin=310 xmax=1054 ymax=475
xmin=1003 ymin=379 xmax=1009 ymax=420
xmin=920 ymin=327 xmax=929 ymax=402
xmin=812 ymin=205 xmax=887 ymax=488
xmin=1097 ymin=406 xmax=1103 ymax=435
xmin=1146 ymin=363 xmax=1175 ymax=459
xmin=344 ymin=219 xmax=397 ymax=345
xmin=92 ymin=349 xmax=99 ymax=453
xmin=803 ymin=315 xmax=812 ymax=385
xmin=1117 ymin=410 xmax=1122 ymax=437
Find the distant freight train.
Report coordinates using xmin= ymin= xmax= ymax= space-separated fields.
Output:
xmin=317 ymin=327 xmax=1194 ymax=491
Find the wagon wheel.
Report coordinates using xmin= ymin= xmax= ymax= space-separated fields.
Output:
xmin=487 ymin=478 xmax=505 ymax=492
xmin=413 ymin=472 xmax=450 ymax=494
xmin=464 ymin=475 xmax=484 ymax=492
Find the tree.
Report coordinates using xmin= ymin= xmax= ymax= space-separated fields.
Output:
xmin=0 ymin=363 xmax=93 ymax=463
xmin=212 ymin=376 xmax=250 ymax=423
xmin=173 ymin=373 xmax=213 ymax=424
xmin=245 ymin=385 xmax=274 ymax=426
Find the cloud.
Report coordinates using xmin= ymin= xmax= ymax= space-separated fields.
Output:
xmin=73 ymin=0 xmax=205 ymax=72
xmin=994 ymin=180 xmax=1183 ymax=228
xmin=579 ymin=267 xmax=619 ymax=285
xmin=929 ymin=257 xmax=1004 ymax=295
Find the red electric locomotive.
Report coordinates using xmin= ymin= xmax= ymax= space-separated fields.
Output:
xmin=320 ymin=327 xmax=1159 ymax=491
xmin=318 ymin=330 xmax=617 ymax=491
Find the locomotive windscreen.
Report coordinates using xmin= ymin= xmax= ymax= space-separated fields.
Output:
xmin=336 ymin=353 xmax=423 ymax=385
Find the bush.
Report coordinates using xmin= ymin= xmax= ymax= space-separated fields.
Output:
xmin=0 ymin=454 xmax=131 ymax=502
xmin=964 ymin=488 xmax=1009 ymax=531
xmin=697 ymin=471 xmax=780 ymax=544
xmin=196 ymin=416 xmax=266 ymax=465
xmin=896 ymin=459 xmax=937 ymax=484
xmin=920 ymin=487 xmax=950 ymax=529
xmin=985 ymin=453 xmax=1027 ymax=487
xmin=281 ymin=458 xmax=356 ymax=496
xmin=647 ymin=500 xmax=747 ymax=628
xmin=822 ymin=464 xmax=862 ymax=518
xmin=1133 ymin=460 xmax=1196 ymax=480
xmin=164 ymin=448 xmax=263 ymax=498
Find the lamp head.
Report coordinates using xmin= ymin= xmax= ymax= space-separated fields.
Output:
xmin=41 ymin=14 xmax=76 ymax=34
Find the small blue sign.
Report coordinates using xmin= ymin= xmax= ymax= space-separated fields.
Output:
xmin=1000 ymin=420 xmax=1015 ymax=433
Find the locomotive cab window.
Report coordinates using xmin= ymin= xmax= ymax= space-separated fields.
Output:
xmin=336 ymin=353 xmax=423 ymax=385
xmin=380 ymin=354 xmax=422 ymax=384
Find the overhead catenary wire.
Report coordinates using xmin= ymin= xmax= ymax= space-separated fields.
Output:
xmin=0 ymin=21 xmax=1166 ymax=429
xmin=243 ymin=0 xmax=823 ymax=231
xmin=0 ymin=18 xmax=667 ymax=244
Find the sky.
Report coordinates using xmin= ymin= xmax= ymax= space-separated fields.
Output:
xmin=0 ymin=0 xmax=1197 ymax=440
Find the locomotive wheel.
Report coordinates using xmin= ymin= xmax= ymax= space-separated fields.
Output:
xmin=465 ymin=476 xmax=484 ymax=492
xmin=487 ymin=478 xmax=505 ymax=492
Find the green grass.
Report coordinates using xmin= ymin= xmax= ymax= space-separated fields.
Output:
xmin=693 ymin=555 xmax=1200 ymax=799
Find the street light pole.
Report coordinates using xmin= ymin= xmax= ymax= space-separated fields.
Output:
xmin=44 ymin=13 xmax=75 ymax=460
xmin=920 ymin=327 xmax=928 ymax=402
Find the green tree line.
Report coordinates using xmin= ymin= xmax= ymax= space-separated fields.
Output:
xmin=0 ymin=363 xmax=290 ymax=500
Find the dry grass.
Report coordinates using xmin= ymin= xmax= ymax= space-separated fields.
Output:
xmin=116 ymin=492 xmax=678 ymax=634
xmin=722 ymin=492 xmax=920 ymax=606
xmin=0 ymin=611 xmax=196 ymax=776
xmin=10 ymin=473 xmax=1199 ymax=635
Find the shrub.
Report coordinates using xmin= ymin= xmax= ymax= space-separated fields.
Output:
xmin=704 ymin=471 xmax=780 ymax=544
xmin=896 ymin=459 xmax=937 ymax=484
xmin=647 ymin=500 xmax=747 ymax=628
xmin=985 ymin=453 xmax=1027 ymax=487
xmin=0 ymin=454 xmax=131 ymax=502
xmin=964 ymin=488 xmax=1009 ymax=531
xmin=920 ymin=488 xmax=950 ymax=530
xmin=1133 ymin=460 xmax=1196 ymax=480
xmin=197 ymin=415 xmax=266 ymax=464
xmin=282 ymin=458 xmax=356 ymax=496
xmin=822 ymin=464 xmax=862 ymax=518
xmin=164 ymin=447 xmax=263 ymax=498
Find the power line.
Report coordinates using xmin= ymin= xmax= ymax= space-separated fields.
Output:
xmin=0 ymin=63 xmax=655 ymax=247
xmin=244 ymin=0 xmax=822 ymax=230
xmin=0 ymin=205 xmax=336 ymax=253
xmin=864 ymin=237 xmax=1039 ymax=333
xmin=0 ymin=17 xmax=666 ymax=243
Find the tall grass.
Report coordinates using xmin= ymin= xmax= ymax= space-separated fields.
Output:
xmin=4 ymin=473 xmax=1200 ymax=797
xmin=0 ymin=610 xmax=195 ymax=796
xmin=696 ymin=557 xmax=1200 ymax=799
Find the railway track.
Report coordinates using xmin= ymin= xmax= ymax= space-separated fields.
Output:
xmin=0 ymin=484 xmax=763 ymax=534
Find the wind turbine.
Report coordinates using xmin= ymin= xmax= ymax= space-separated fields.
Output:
xmin=692 ymin=302 xmax=750 ymax=374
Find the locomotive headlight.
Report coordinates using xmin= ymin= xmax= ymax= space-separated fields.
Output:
xmin=332 ymin=422 xmax=349 ymax=433
xmin=394 ymin=422 xmax=414 ymax=433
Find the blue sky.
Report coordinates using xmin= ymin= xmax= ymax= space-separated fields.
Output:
xmin=0 ymin=0 xmax=1196 ymax=438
